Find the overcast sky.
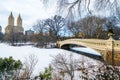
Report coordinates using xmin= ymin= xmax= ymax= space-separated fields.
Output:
xmin=0 ymin=0 xmax=57 ymax=32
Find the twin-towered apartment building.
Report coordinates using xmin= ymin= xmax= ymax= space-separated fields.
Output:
xmin=0 ymin=12 xmax=34 ymax=36
xmin=5 ymin=12 xmax=24 ymax=34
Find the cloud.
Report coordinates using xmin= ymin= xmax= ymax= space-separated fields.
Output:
xmin=0 ymin=0 xmax=57 ymax=32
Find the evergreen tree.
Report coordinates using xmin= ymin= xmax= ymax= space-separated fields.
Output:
xmin=39 ymin=66 xmax=52 ymax=80
xmin=0 ymin=57 xmax=22 ymax=80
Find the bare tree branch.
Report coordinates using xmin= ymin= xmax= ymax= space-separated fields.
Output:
xmin=20 ymin=54 xmax=38 ymax=79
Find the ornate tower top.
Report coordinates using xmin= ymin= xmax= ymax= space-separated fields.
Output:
xmin=9 ymin=12 xmax=14 ymax=18
xmin=8 ymin=12 xmax=14 ymax=26
xmin=17 ymin=14 xmax=22 ymax=20
xmin=17 ymin=14 xmax=22 ymax=27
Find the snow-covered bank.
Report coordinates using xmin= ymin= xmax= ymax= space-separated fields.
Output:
xmin=0 ymin=43 xmax=101 ymax=76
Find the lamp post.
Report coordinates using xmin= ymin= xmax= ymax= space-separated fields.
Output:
xmin=112 ymin=38 xmax=114 ymax=66
xmin=108 ymin=28 xmax=114 ymax=66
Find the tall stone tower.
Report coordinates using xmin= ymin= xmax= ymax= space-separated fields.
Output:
xmin=15 ymin=14 xmax=24 ymax=33
xmin=8 ymin=12 xmax=14 ymax=26
xmin=17 ymin=14 xmax=22 ymax=27
xmin=5 ymin=12 xmax=24 ymax=34
xmin=5 ymin=12 xmax=15 ymax=34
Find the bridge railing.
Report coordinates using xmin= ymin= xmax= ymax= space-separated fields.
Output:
xmin=64 ymin=39 xmax=107 ymax=47
xmin=57 ymin=38 xmax=120 ymax=50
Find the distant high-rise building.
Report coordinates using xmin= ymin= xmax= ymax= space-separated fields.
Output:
xmin=5 ymin=12 xmax=24 ymax=34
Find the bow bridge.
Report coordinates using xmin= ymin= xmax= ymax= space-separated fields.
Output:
xmin=57 ymin=36 xmax=120 ymax=65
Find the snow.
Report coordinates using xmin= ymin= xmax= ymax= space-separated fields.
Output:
xmin=71 ymin=47 xmax=101 ymax=56
xmin=0 ymin=43 xmax=101 ymax=77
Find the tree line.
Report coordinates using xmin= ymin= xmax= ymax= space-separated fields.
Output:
xmin=0 ymin=15 xmax=120 ymax=47
xmin=0 ymin=15 xmax=65 ymax=47
xmin=68 ymin=16 xmax=120 ymax=39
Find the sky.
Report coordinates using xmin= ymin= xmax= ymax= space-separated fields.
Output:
xmin=0 ymin=0 xmax=116 ymax=33
xmin=0 ymin=0 xmax=57 ymax=33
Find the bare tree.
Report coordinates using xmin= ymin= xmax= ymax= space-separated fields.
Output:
xmin=32 ymin=20 xmax=49 ymax=47
xmin=45 ymin=15 xmax=65 ymax=42
xmin=41 ymin=0 xmax=120 ymax=19
xmin=67 ymin=21 xmax=83 ymax=38
xmin=51 ymin=53 xmax=102 ymax=80
xmin=51 ymin=53 xmax=79 ymax=80
xmin=20 ymin=54 xmax=38 ymax=79
xmin=95 ymin=0 xmax=120 ymax=18
xmin=33 ymin=20 xmax=48 ymax=34
xmin=80 ymin=16 xmax=107 ymax=39
xmin=68 ymin=16 xmax=107 ymax=39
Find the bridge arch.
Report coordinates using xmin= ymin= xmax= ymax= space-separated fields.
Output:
xmin=57 ymin=39 xmax=106 ymax=52
xmin=61 ymin=43 xmax=85 ymax=50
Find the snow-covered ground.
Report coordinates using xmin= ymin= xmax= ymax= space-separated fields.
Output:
xmin=0 ymin=43 xmax=101 ymax=77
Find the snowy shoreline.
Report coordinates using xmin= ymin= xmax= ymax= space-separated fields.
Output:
xmin=0 ymin=43 xmax=101 ymax=76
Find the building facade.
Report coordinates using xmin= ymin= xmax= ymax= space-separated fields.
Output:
xmin=25 ymin=29 xmax=34 ymax=36
xmin=5 ymin=12 xmax=24 ymax=34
